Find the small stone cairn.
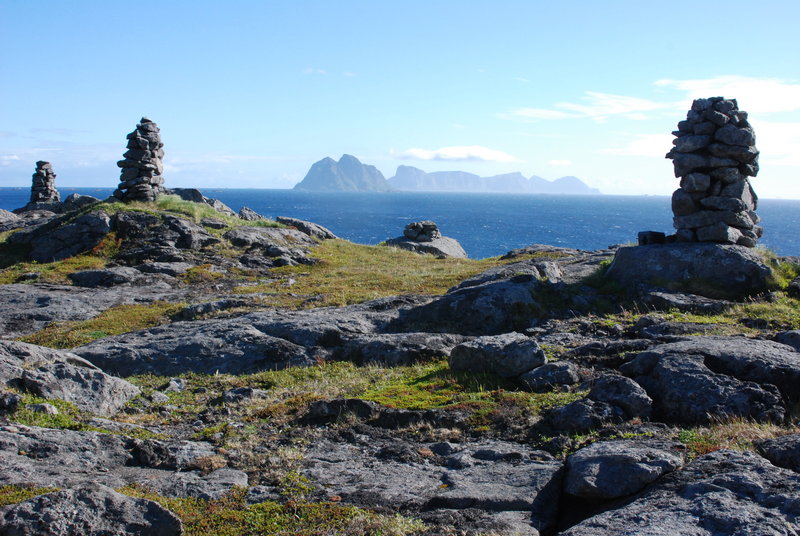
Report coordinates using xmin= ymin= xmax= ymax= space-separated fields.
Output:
xmin=403 ymin=221 xmax=441 ymax=242
xmin=114 ymin=117 xmax=165 ymax=202
xmin=665 ymin=97 xmax=761 ymax=247
xmin=30 ymin=161 xmax=60 ymax=203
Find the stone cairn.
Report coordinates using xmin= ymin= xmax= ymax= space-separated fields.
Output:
xmin=403 ymin=220 xmax=441 ymax=242
xmin=114 ymin=117 xmax=165 ymax=202
xmin=665 ymin=97 xmax=761 ymax=247
xmin=30 ymin=161 xmax=60 ymax=203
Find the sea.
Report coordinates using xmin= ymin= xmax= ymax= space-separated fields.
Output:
xmin=2 ymin=187 xmax=799 ymax=259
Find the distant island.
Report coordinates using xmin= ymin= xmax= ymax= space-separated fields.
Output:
xmin=389 ymin=165 xmax=601 ymax=195
xmin=293 ymin=155 xmax=392 ymax=192
xmin=293 ymin=155 xmax=600 ymax=194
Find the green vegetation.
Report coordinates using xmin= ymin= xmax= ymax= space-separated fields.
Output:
xmin=237 ymin=239 xmax=510 ymax=308
xmin=120 ymin=485 xmax=423 ymax=536
xmin=0 ymin=485 xmax=59 ymax=508
xmin=20 ymin=301 xmax=186 ymax=348
xmin=0 ymin=233 xmax=121 ymax=284
xmin=8 ymin=394 xmax=90 ymax=431
xmin=677 ymin=419 xmax=800 ymax=459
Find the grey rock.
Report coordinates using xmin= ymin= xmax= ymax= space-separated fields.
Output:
xmin=755 ymin=433 xmax=800 ymax=472
xmin=519 ymin=362 xmax=580 ymax=392
xmin=222 ymin=387 xmax=269 ymax=403
xmin=680 ymin=172 xmax=710 ymax=193
xmin=588 ymin=375 xmax=653 ymax=419
xmin=26 ymin=402 xmax=59 ymax=415
xmin=0 ymin=341 xmax=140 ymax=417
xmin=775 ymin=329 xmax=800 ymax=351
xmin=620 ymin=336 xmax=797 ymax=424
xmin=385 ymin=235 xmax=468 ymax=259
xmin=74 ymin=315 xmax=317 ymax=376
xmin=605 ymin=243 xmax=773 ymax=299
xmin=673 ymin=135 xmax=711 ymax=153
xmin=28 ymin=161 xmax=60 ymax=204
xmin=0 ymin=208 xmax=20 ymax=225
xmin=238 ymin=206 xmax=265 ymax=221
xmin=338 ymin=332 xmax=467 ymax=366
xmin=641 ymin=290 xmax=732 ymax=315
xmin=276 ymin=216 xmax=338 ymax=240
xmin=223 ymin=226 xmax=316 ymax=249
xmin=61 ymin=193 xmax=99 ymax=212
xmin=449 ymin=332 xmax=546 ymax=378
xmin=131 ymin=439 xmax=217 ymax=470
xmin=0 ymin=483 xmax=183 ymax=536
xmin=8 ymin=211 xmax=111 ymax=262
xmin=22 ymin=362 xmax=140 ymax=417
xmin=561 ymin=449 xmax=800 ymax=536
xmin=135 ymin=262 xmax=194 ymax=277
xmin=544 ymin=398 xmax=624 ymax=433
xmin=199 ymin=217 xmax=227 ymax=229
xmin=136 ymin=468 xmax=248 ymax=500
xmin=68 ymin=267 xmax=143 ymax=288
xmin=0 ymin=391 xmax=22 ymax=412
xmin=565 ymin=439 xmax=685 ymax=499
xmin=403 ymin=220 xmax=442 ymax=241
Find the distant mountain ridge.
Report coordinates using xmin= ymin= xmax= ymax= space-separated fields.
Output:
xmin=388 ymin=165 xmax=601 ymax=195
xmin=294 ymin=154 xmax=392 ymax=192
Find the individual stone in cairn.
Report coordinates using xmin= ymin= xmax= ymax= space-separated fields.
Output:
xmin=403 ymin=220 xmax=441 ymax=242
xmin=30 ymin=161 xmax=60 ymax=203
xmin=666 ymin=97 xmax=761 ymax=247
xmin=114 ymin=117 xmax=165 ymax=202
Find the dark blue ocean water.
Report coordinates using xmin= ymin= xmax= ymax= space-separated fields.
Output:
xmin=2 ymin=187 xmax=799 ymax=258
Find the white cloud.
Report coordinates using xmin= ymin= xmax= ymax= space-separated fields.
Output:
xmin=0 ymin=155 xmax=21 ymax=166
xmin=600 ymin=133 xmax=674 ymax=157
xmin=751 ymin=119 xmax=800 ymax=167
xmin=503 ymin=92 xmax=674 ymax=122
xmin=655 ymin=76 xmax=800 ymax=114
xmin=548 ymin=159 xmax=572 ymax=167
xmin=398 ymin=145 xmax=520 ymax=163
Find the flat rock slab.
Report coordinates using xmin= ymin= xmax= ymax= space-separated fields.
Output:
xmin=565 ymin=439 xmax=685 ymax=499
xmin=0 ymin=483 xmax=183 ymax=536
xmin=74 ymin=297 xmax=424 ymax=376
xmin=620 ymin=336 xmax=800 ymax=424
xmin=0 ymin=284 xmax=190 ymax=339
xmin=0 ymin=341 xmax=140 ymax=417
xmin=449 ymin=332 xmax=546 ymax=378
xmin=223 ymin=227 xmax=316 ymax=249
xmin=384 ymin=236 xmax=468 ymax=259
xmin=276 ymin=216 xmax=337 ymax=240
xmin=303 ymin=437 xmax=563 ymax=535
xmin=561 ymin=449 xmax=800 ymax=536
xmin=0 ymin=425 xmax=245 ymax=500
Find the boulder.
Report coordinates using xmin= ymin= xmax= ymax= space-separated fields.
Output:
xmin=0 ymin=341 xmax=140 ymax=417
xmin=385 ymin=235 xmax=468 ymax=259
xmin=561 ymin=449 xmax=800 ymax=536
xmin=238 ymin=206 xmax=265 ymax=221
xmin=564 ymin=439 xmax=685 ymax=499
xmin=276 ymin=216 xmax=338 ymax=240
xmin=0 ymin=483 xmax=183 ymax=536
xmin=605 ymin=243 xmax=773 ymax=298
xmin=449 ymin=333 xmax=546 ymax=378
xmin=620 ymin=336 xmax=799 ymax=424
xmin=68 ymin=267 xmax=143 ymax=288
xmin=7 ymin=211 xmax=112 ymax=262
xmin=519 ymin=361 xmax=580 ymax=392
xmin=755 ymin=433 xmax=800 ymax=472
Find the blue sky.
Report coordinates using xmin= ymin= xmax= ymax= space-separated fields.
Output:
xmin=1 ymin=1 xmax=799 ymax=197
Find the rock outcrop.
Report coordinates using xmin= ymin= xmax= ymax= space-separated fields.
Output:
xmin=29 ymin=161 xmax=60 ymax=204
xmin=666 ymin=97 xmax=761 ymax=246
xmin=385 ymin=220 xmax=468 ymax=258
xmin=114 ymin=117 xmax=165 ymax=202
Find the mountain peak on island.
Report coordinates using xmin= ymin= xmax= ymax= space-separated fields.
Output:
xmin=388 ymin=165 xmax=601 ymax=194
xmin=294 ymin=154 xmax=392 ymax=192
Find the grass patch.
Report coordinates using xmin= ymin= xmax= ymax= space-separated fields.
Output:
xmin=20 ymin=301 xmax=186 ymax=348
xmin=120 ymin=485 xmax=423 ymax=536
xmin=236 ymin=239 xmax=510 ymax=308
xmin=677 ymin=418 xmax=800 ymax=458
xmin=0 ymin=233 xmax=121 ymax=284
xmin=8 ymin=394 xmax=91 ymax=431
xmin=0 ymin=485 xmax=59 ymax=508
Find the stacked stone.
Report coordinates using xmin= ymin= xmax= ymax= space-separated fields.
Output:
xmin=666 ymin=97 xmax=761 ymax=247
xmin=403 ymin=220 xmax=441 ymax=242
xmin=114 ymin=117 xmax=165 ymax=202
xmin=30 ymin=161 xmax=60 ymax=203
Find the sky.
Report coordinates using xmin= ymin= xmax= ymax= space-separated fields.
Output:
xmin=1 ymin=0 xmax=799 ymax=197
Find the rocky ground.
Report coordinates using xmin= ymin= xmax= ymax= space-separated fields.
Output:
xmin=1 ymin=192 xmax=800 ymax=535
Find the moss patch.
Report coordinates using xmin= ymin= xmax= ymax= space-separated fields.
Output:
xmin=0 ymin=485 xmax=60 ymax=508
xmin=19 ymin=301 xmax=186 ymax=348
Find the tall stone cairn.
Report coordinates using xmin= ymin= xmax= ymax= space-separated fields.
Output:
xmin=666 ymin=97 xmax=761 ymax=247
xmin=30 ymin=161 xmax=60 ymax=203
xmin=114 ymin=117 xmax=165 ymax=202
